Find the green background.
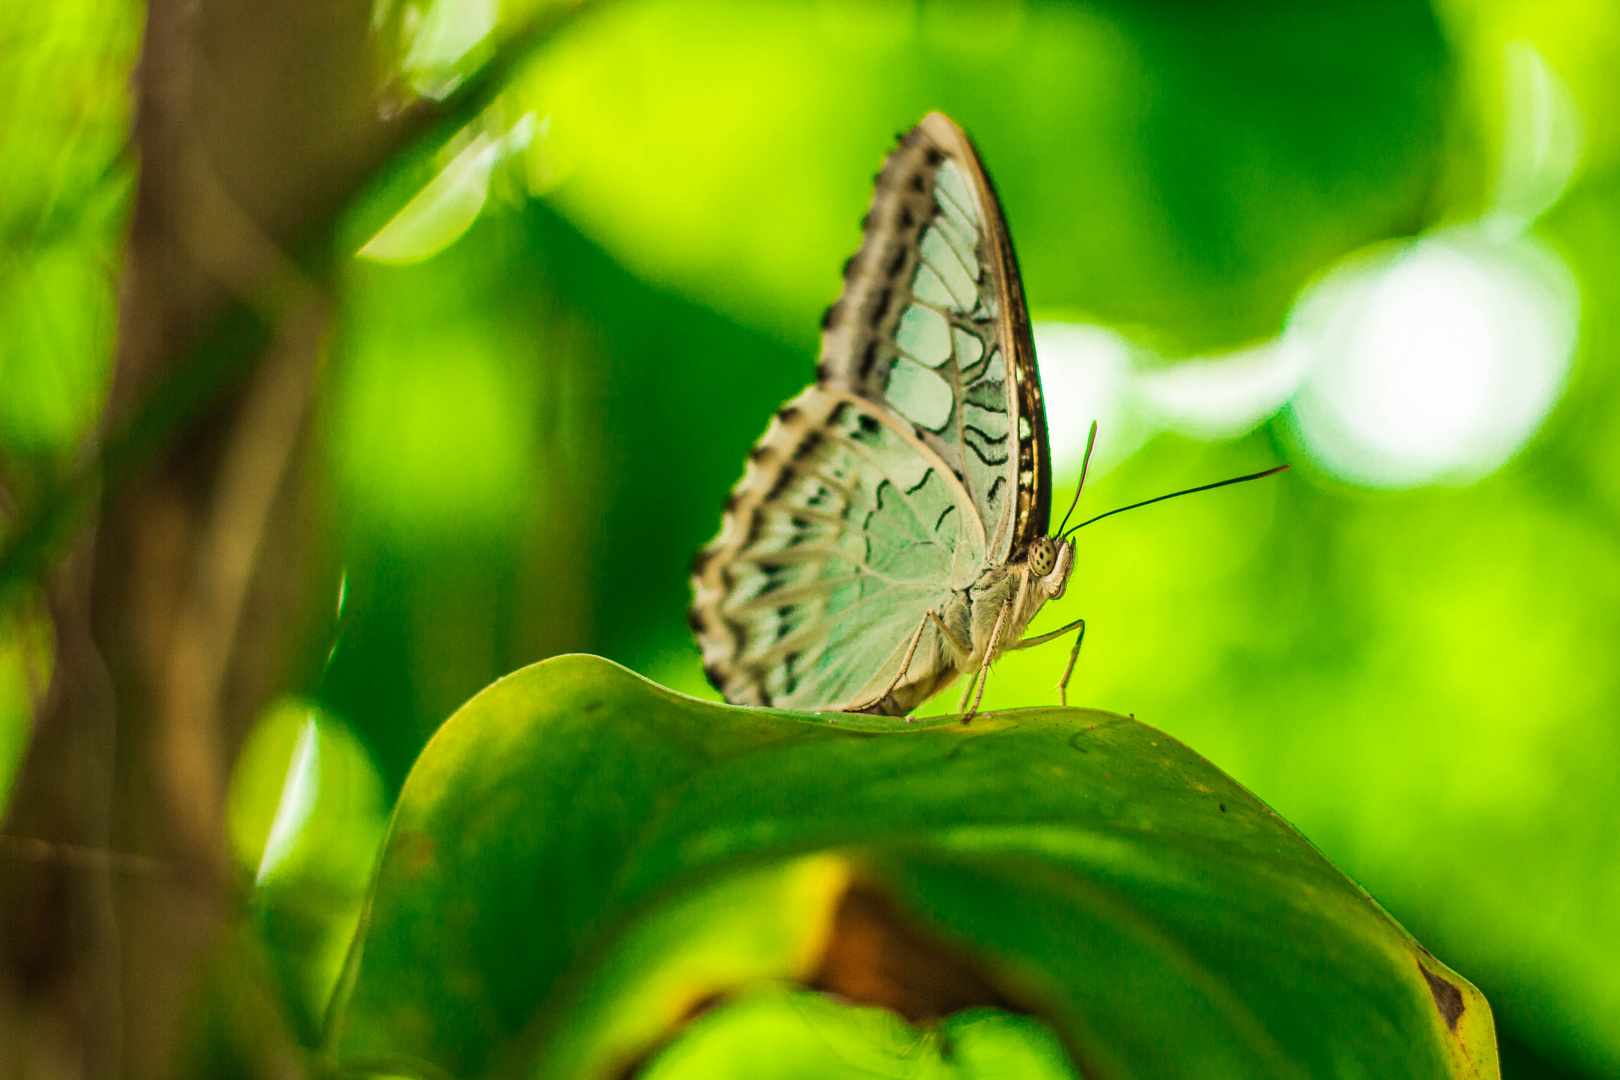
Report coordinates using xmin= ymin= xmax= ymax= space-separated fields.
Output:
xmin=3 ymin=0 xmax=1619 ymax=1076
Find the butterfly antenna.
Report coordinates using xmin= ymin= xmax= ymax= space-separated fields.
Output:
xmin=1054 ymin=421 xmax=1099 ymax=536
xmin=1063 ymin=464 xmax=1290 ymax=537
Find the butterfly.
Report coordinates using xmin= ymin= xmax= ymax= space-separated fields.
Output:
xmin=690 ymin=112 xmax=1282 ymax=720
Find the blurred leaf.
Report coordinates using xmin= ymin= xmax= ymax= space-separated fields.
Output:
xmin=399 ymin=0 xmax=499 ymax=99
xmin=0 ymin=593 xmax=51 ymax=813
xmin=372 ymin=0 xmax=589 ymax=106
xmin=358 ymin=134 xmax=503 ymax=264
xmin=0 ymin=0 xmax=138 ymax=456
xmin=638 ymin=989 xmax=1079 ymax=1080
xmin=226 ymin=699 xmax=388 ymax=1037
xmin=358 ymin=113 xmax=541 ymax=264
xmin=227 ymin=699 xmax=387 ymax=887
xmin=325 ymin=655 xmax=1495 ymax=1080
xmin=0 ymin=239 xmax=121 ymax=451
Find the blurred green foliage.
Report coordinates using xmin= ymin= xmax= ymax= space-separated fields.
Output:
xmin=0 ymin=0 xmax=136 ymax=454
xmin=5 ymin=0 xmax=1620 ymax=1075
xmin=636 ymin=992 xmax=1079 ymax=1080
xmin=225 ymin=699 xmax=387 ymax=1041
xmin=0 ymin=596 xmax=50 ymax=810
xmin=0 ymin=0 xmax=138 ymax=825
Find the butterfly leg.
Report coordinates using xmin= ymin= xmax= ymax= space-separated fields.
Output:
xmin=926 ymin=609 xmax=972 ymax=657
xmin=857 ymin=611 xmax=935 ymax=710
xmin=854 ymin=609 xmax=971 ymax=714
xmin=960 ymin=598 xmax=1013 ymax=724
xmin=1009 ymin=617 xmax=1086 ymax=705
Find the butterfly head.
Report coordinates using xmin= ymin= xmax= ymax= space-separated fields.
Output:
xmin=1028 ymin=535 xmax=1074 ymax=600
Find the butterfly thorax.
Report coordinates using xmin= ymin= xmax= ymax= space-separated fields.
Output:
xmin=966 ymin=535 xmax=1073 ymax=658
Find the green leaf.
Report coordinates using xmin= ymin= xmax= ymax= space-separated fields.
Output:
xmin=323 ymin=655 xmax=1496 ymax=1080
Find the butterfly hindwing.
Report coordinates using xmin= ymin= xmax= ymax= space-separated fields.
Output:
xmin=819 ymin=112 xmax=1050 ymax=565
xmin=691 ymin=387 xmax=983 ymax=710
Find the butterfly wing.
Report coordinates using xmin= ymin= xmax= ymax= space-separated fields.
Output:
xmin=692 ymin=113 xmax=1046 ymax=713
xmin=691 ymin=387 xmax=983 ymax=711
xmin=819 ymin=111 xmax=1051 ymax=564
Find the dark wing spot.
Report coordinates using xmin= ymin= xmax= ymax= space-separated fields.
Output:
xmin=859 ymin=340 xmax=880 ymax=379
xmin=703 ymin=663 xmax=726 ymax=691
xmin=821 ymin=304 xmax=840 ymax=330
xmin=964 ymin=378 xmax=1007 ymax=411
xmin=887 ymin=245 xmax=908 ymax=277
xmin=898 ymin=205 xmax=915 ymax=229
xmin=910 ymin=172 xmax=925 ymax=193
xmin=793 ymin=431 xmax=824 ymax=460
xmin=774 ymin=605 xmax=796 ymax=641
xmin=964 ymin=438 xmax=1009 ymax=469
xmin=749 ymin=445 xmax=773 ymax=463
xmin=756 ymin=563 xmax=790 ymax=595
xmin=690 ymin=549 xmax=715 ymax=577
xmin=1419 ymin=964 xmax=1465 ymax=1032
xmin=778 ymin=405 xmax=802 ymax=424
xmin=782 ymin=651 xmax=801 ymax=695
xmin=766 ymin=466 xmax=797 ymax=501
xmin=925 ymin=148 xmax=944 ymax=167
xmin=857 ymin=412 xmax=881 ymax=437
xmin=817 ymin=361 xmax=834 ymax=381
xmin=687 ymin=608 xmax=706 ymax=633
xmin=871 ymin=287 xmax=893 ymax=325
xmin=843 ymin=255 xmax=857 ymax=278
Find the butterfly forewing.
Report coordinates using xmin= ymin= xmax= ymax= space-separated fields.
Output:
xmin=819 ymin=112 xmax=1050 ymax=563
xmin=692 ymin=113 xmax=1048 ymax=712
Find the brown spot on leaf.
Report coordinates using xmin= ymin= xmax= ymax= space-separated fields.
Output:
xmin=811 ymin=883 xmax=1013 ymax=1023
xmin=401 ymin=831 xmax=436 ymax=876
xmin=1418 ymin=961 xmax=1465 ymax=1032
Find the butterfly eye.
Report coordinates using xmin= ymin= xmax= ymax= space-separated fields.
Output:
xmin=1030 ymin=537 xmax=1057 ymax=577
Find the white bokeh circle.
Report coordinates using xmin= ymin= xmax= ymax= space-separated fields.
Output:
xmin=1286 ymin=226 xmax=1579 ymax=489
